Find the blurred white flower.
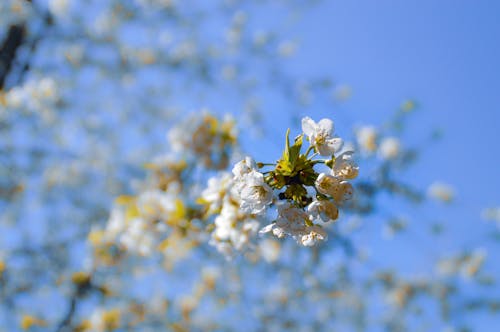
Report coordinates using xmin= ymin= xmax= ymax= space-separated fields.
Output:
xmin=105 ymin=207 xmax=126 ymax=239
xmin=137 ymin=190 xmax=175 ymax=222
xmin=201 ymin=172 xmax=233 ymax=214
xmin=332 ymin=84 xmax=352 ymax=101
xmin=5 ymin=77 xmax=59 ymax=120
xmin=481 ymin=207 xmax=500 ymax=227
xmin=259 ymin=238 xmax=281 ymax=263
xmin=461 ymin=248 xmax=487 ymax=279
xmin=210 ymin=200 xmax=260 ymax=257
xmin=378 ymin=137 xmax=401 ymax=160
xmin=427 ymin=182 xmax=454 ymax=203
xmin=252 ymin=31 xmax=270 ymax=48
xmin=277 ymin=40 xmax=298 ymax=57
xmin=120 ymin=218 xmax=155 ymax=256
xmin=300 ymin=225 xmax=328 ymax=247
xmin=436 ymin=249 xmax=487 ymax=280
xmin=356 ymin=125 xmax=377 ymax=153
xmin=0 ymin=0 xmax=32 ymax=33
xmin=204 ymin=171 xmax=263 ymax=258
xmin=48 ymin=0 xmax=70 ymax=18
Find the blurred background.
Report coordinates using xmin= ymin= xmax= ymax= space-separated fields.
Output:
xmin=1 ymin=0 xmax=499 ymax=331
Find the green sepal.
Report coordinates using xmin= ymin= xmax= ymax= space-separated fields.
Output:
xmin=265 ymin=172 xmax=286 ymax=189
xmin=276 ymin=129 xmax=304 ymax=177
xmin=325 ymin=155 xmax=336 ymax=169
xmin=289 ymin=134 xmax=303 ymax=167
xmin=283 ymin=184 xmax=311 ymax=207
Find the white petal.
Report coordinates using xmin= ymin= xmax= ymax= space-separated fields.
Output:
xmin=326 ymin=137 xmax=343 ymax=152
xmin=317 ymin=144 xmax=336 ymax=156
xmin=301 ymin=117 xmax=316 ymax=137
xmin=310 ymin=225 xmax=328 ymax=239
xmin=301 ymin=235 xmax=315 ymax=246
xmin=317 ymin=118 xmax=334 ymax=134
xmin=306 ymin=201 xmax=320 ymax=213
xmin=259 ymin=223 xmax=275 ymax=234
xmin=245 ymin=156 xmax=256 ymax=169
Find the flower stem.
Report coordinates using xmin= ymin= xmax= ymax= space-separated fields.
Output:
xmin=305 ymin=146 xmax=314 ymax=157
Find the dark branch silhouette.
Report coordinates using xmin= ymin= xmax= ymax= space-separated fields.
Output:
xmin=0 ymin=24 xmax=26 ymax=89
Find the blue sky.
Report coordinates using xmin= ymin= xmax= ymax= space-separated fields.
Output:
xmin=293 ymin=0 xmax=500 ymax=205
xmin=254 ymin=1 xmax=500 ymax=329
xmin=245 ymin=0 xmax=500 ymax=248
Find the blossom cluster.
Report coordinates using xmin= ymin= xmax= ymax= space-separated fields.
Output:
xmin=90 ymin=114 xmax=357 ymax=262
xmin=200 ymin=171 xmax=262 ymax=258
xmin=227 ymin=116 xmax=359 ymax=248
xmin=88 ymin=112 xmax=238 ymax=264
xmin=1 ymin=77 xmax=60 ymax=123
xmin=168 ymin=111 xmax=237 ymax=170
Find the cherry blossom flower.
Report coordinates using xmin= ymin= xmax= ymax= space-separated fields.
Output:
xmin=238 ymin=171 xmax=273 ymax=214
xmin=260 ymin=203 xmax=327 ymax=246
xmin=232 ymin=156 xmax=257 ymax=179
xmin=315 ymin=173 xmax=354 ymax=203
xmin=299 ymin=225 xmax=328 ymax=246
xmin=302 ymin=117 xmax=343 ymax=156
xmin=232 ymin=157 xmax=273 ymax=215
xmin=307 ymin=200 xmax=339 ymax=223
xmin=332 ymin=151 xmax=359 ymax=180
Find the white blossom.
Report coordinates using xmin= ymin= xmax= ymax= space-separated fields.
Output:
xmin=315 ymin=173 xmax=353 ymax=203
xmin=307 ymin=200 xmax=339 ymax=223
xmin=332 ymin=151 xmax=359 ymax=180
xmin=232 ymin=156 xmax=257 ymax=179
xmin=238 ymin=171 xmax=273 ymax=214
xmin=201 ymin=172 xmax=234 ymax=214
xmin=260 ymin=203 xmax=308 ymax=238
xmin=301 ymin=117 xmax=343 ymax=156
xmin=232 ymin=157 xmax=273 ymax=215
xmin=105 ymin=207 xmax=126 ymax=239
xmin=260 ymin=203 xmax=327 ymax=246
xmin=209 ymin=200 xmax=260 ymax=258
xmin=137 ymin=190 xmax=175 ymax=222
xmin=299 ymin=225 xmax=328 ymax=246
xmin=119 ymin=218 xmax=155 ymax=256
xmin=205 ymin=172 xmax=263 ymax=258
